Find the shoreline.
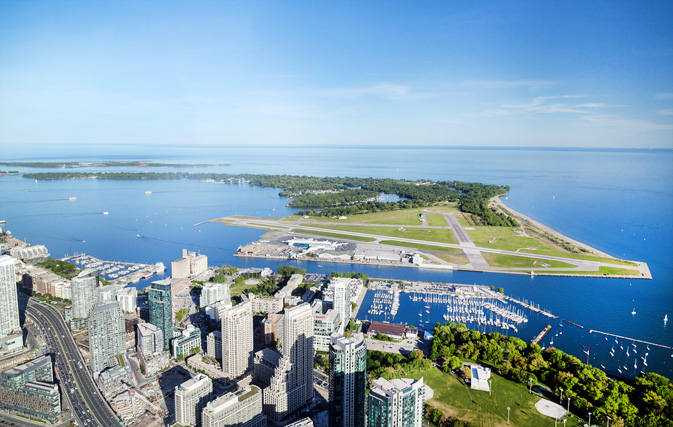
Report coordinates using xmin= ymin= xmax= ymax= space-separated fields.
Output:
xmin=234 ymin=251 xmax=648 ymax=280
xmin=491 ymin=195 xmax=613 ymax=258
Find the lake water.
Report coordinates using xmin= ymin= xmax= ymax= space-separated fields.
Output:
xmin=1 ymin=145 xmax=671 ymax=379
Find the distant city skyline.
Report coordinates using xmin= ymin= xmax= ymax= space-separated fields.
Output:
xmin=1 ymin=1 xmax=672 ymax=149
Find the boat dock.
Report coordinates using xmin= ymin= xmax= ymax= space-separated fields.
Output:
xmin=532 ymin=325 xmax=552 ymax=345
xmin=589 ymin=330 xmax=673 ymax=350
xmin=503 ymin=295 xmax=558 ymax=319
xmin=562 ymin=319 xmax=584 ymax=329
xmin=61 ymin=253 xmax=165 ymax=285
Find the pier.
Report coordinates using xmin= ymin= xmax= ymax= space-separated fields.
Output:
xmin=589 ymin=330 xmax=673 ymax=350
xmin=532 ymin=325 xmax=552 ymax=345
xmin=562 ymin=319 xmax=584 ymax=329
xmin=503 ymin=295 xmax=558 ymax=319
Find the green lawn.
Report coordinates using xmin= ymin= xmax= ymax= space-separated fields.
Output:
xmin=284 ymin=209 xmax=429 ymax=225
xmin=568 ymin=266 xmax=641 ymax=276
xmin=482 ymin=253 xmax=577 ymax=269
xmin=403 ymin=367 xmax=583 ymax=427
xmin=293 ymin=228 xmax=376 ymax=242
xmin=309 ymin=224 xmax=458 ymax=245
xmin=434 ymin=251 xmax=471 ymax=265
xmin=379 ymin=240 xmax=460 ymax=252
xmin=427 ymin=213 xmax=449 ymax=227
xmin=229 ymin=280 xmax=250 ymax=297
xmin=466 ymin=226 xmax=637 ymax=265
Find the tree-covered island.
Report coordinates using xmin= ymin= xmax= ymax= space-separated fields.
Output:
xmin=22 ymin=172 xmax=515 ymax=227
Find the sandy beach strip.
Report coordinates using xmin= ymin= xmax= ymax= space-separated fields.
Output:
xmin=491 ymin=195 xmax=613 ymax=258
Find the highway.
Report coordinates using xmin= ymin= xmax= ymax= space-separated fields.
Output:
xmin=23 ymin=296 xmax=121 ymax=427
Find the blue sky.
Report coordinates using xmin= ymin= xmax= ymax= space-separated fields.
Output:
xmin=1 ymin=1 xmax=672 ymax=148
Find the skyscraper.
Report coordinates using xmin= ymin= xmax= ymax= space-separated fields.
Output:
xmin=263 ymin=303 xmax=314 ymax=422
xmin=174 ymin=374 xmax=212 ymax=427
xmin=332 ymin=279 xmax=351 ymax=334
xmin=88 ymin=301 xmax=125 ymax=374
xmin=0 ymin=256 xmax=21 ymax=344
xmin=329 ymin=334 xmax=367 ymax=427
xmin=148 ymin=279 xmax=173 ymax=350
xmin=368 ymin=377 xmax=427 ymax=427
xmin=136 ymin=323 xmax=164 ymax=357
xmin=283 ymin=303 xmax=314 ymax=406
xmin=220 ymin=301 xmax=253 ymax=379
xmin=70 ymin=269 xmax=100 ymax=320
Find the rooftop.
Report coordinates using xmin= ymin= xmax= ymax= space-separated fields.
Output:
xmin=256 ymin=348 xmax=282 ymax=367
xmin=176 ymin=374 xmax=210 ymax=393
xmin=367 ymin=321 xmax=406 ymax=337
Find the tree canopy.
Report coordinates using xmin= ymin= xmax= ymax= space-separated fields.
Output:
xmin=429 ymin=321 xmax=673 ymax=426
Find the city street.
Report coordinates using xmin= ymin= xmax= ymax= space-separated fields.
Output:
xmin=24 ymin=297 xmax=121 ymax=427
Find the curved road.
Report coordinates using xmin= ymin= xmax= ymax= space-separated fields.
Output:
xmin=25 ymin=298 xmax=121 ymax=427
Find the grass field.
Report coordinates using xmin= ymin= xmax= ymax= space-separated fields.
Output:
xmin=228 ymin=280 xmax=250 ymax=297
xmin=427 ymin=213 xmax=449 ymax=226
xmin=401 ymin=367 xmax=583 ymax=427
xmin=568 ymin=266 xmax=641 ymax=276
xmin=292 ymin=228 xmax=376 ymax=242
xmin=468 ymin=227 xmax=607 ymax=261
xmin=308 ymin=224 xmax=459 ymax=245
xmin=284 ymin=209 xmax=429 ymax=225
xmin=466 ymin=226 xmax=637 ymax=266
xmin=482 ymin=253 xmax=577 ymax=269
xmin=433 ymin=252 xmax=471 ymax=265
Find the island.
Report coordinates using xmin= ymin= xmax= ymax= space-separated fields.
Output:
xmin=3 ymin=160 xmax=231 ymax=168
xmin=20 ymin=171 xmax=649 ymax=278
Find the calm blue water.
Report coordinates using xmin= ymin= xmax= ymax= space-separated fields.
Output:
xmin=1 ymin=145 xmax=672 ymax=379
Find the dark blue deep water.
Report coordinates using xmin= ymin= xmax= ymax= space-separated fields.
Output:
xmin=1 ymin=145 xmax=671 ymax=379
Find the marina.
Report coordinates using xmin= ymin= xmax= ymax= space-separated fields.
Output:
xmin=61 ymin=253 xmax=166 ymax=285
xmin=361 ymin=280 xmax=553 ymax=335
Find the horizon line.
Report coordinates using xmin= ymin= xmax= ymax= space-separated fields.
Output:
xmin=4 ymin=143 xmax=672 ymax=152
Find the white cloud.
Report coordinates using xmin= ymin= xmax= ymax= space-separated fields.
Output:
xmin=579 ymin=115 xmax=673 ymax=132
xmin=574 ymin=103 xmax=618 ymax=108
xmin=655 ymin=93 xmax=673 ymax=99
xmin=462 ymin=79 xmax=558 ymax=89
xmin=658 ymin=109 xmax=673 ymax=116
xmin=315 ymin=84 xmax=433 ymax=101
xmin=484 ymin=94 xmax=587 ymax=116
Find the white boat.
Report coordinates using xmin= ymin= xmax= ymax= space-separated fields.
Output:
xmin=145 ymin=191 xmax=152 ymax=195
xmin=103 ymin=211 xmax=109 ymax=215
xmin=632 ymin=308 xmax=636 ymax=315
xmin=69 ymin=196 xmax=77 ymax=201
xmin=665 ymin=314 xmax=668 ymax=324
